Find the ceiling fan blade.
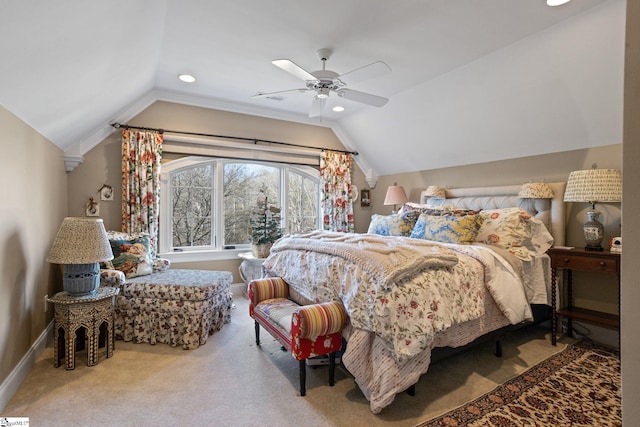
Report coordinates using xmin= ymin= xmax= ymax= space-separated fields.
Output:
xmin=339 ymin=61 xmax=391 ymax=84
xmin=272 ymin=59 xmax=318 ymax=82
xmin=337 ymin=89 xmax=388 ymax=107
xmin=309 ymin=97 xmax=326 ymax=118
xmin=252 ymin=88 xmax=309 ymax=98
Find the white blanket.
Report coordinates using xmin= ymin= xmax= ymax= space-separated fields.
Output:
xmin=271 ymin=231 xmax=458 ymax=288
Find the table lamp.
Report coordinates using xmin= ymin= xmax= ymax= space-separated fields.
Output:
xmin=384 ymin=184 xmax=408 ymax=214
xmin=46 ymin=217 xmax=114 ymax=295
xmin=563 ymin=168 xmax=621 ymax=251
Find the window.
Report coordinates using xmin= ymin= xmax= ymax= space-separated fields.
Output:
xmin=159 ymin=156 xmax=320 ymax=260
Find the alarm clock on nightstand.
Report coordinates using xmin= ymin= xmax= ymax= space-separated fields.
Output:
xmin=609 ymin=236 xmax=622 ymax=253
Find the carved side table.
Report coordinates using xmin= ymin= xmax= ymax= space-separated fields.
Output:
xmin=48 ymin=287 xmax=119 ymax=370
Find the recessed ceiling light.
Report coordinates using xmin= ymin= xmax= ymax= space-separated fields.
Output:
xmin=332 ymin=106 xmax=345 ymax=112
xmin=178 ymin=74 xmax=196 ymax=83
xmin=547 ymin=0 xmax=571 ymax=6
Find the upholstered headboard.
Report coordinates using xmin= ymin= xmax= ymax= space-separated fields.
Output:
xmin=419 ymin=182 xmax=566 ymax=247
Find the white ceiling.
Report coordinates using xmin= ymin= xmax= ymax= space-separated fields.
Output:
xmin=0 ymin=0 xmax=624 ymax=178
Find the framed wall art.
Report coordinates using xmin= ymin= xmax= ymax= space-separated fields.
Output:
xmin=86 ymin=197 xmax=100 ymax=217
xmin=99 ymin=184 xmax=114 ymax=201
xmin=360 ymin=189 xmax=370 ymax=207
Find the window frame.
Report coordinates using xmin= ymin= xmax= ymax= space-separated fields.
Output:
xmin=159 ymin=156 xmax=321 ymax=262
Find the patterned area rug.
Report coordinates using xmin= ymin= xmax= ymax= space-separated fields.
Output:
xmin=418 ymin=340 xmax=621 ymax=427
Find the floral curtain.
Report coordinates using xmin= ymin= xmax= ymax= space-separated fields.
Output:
xmin=121 ymin=129 xmax=163 ymax=256
xmin=320 ymin=150 xmax=354 ymax=232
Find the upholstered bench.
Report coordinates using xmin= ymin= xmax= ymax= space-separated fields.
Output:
xmin=103 ymin=269 xmax=233 ymax=349
xmin=248 ymin=277 xmax=348 ymax=396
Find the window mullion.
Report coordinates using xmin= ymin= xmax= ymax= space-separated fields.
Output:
xmin=214 ymin=161 xmax=224 ymax=249
xmin=281 ymin=168 xmax=288 ymax=235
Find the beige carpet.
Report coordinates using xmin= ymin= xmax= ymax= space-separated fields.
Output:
xmin=2 ymin=297 xmax=571 ymax=427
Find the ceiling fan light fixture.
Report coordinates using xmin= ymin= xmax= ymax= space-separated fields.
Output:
xmin=317 ymin=88 xmax=330 ymax=99
xmin=178 ymin=74 xmax=196 ymax=83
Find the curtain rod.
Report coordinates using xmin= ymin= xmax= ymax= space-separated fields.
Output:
xmin=110 ymin=122 xmax=358 ymax=156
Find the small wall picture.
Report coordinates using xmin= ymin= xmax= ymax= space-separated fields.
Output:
xmin=86 ymin=197 xmax=100 ymax=217
xmin=100 ymin=185 xmax=114 ymax=201
xmin=360 ymin=189 xmax=370 ymax=207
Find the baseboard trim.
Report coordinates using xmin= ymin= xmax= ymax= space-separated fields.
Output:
xmin=0 ymin=320 xmax=53 ymax=412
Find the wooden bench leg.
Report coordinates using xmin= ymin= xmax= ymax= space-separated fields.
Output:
xmin=329 ymin=352 xmax=336 ymax=386
xmin=299 ymin=359 xmax=306 ymax=396
xmin=255 ymin=321 xmax=260 ymax=346
xmin=407 ymin=384 xmax=416 ymax=396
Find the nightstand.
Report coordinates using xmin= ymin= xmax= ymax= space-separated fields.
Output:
xmin=548 ymin=247 xmax=620 ymax=346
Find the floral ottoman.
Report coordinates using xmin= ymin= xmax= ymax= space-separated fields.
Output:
xmin=113 ymin=270 xmax=233 ymax=349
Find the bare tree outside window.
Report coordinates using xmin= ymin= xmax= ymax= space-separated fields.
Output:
xmin=288 ymin=172 xmax=318 ymax=234
xmin=171 ymin=164 xmax=212 ymax=247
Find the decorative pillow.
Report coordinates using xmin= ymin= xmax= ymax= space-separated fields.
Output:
xmin=367 ymin=211 xmax=420 ymax=237
xmin=525 ymin=216 xmax=554 ymax=255
xmin=104 ymin=232 xmax=153 ymax=278
xmin=475 ymin=208 xmax=533 ymax=250
xmin=410 ymin=213 xmax=484 ymax=244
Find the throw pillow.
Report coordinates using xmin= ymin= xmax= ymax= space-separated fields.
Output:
xmin=410 ymin=213 xmax=484 ymax=244
xmin=475 ymin=208 xmax=533 ymax=250
xmin=105 ymin=232 xmax=153 ymax=278
xmin=367 ymin=211 xmax=420 ymax=237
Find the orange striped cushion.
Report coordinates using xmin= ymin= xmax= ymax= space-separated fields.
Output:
xmin=293 ymin=302 xmax=348 ymax=339
xmin=248 ymin=277 xmax=289 ymax=306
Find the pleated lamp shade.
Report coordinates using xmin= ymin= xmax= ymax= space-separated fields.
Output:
xmin=564 ymin=169 xmax=622 ymax=204
xmin=518 ymin=182 xmax=554 ymax=199
xmin=424 ymin=186 xmax=446 ymax=199
xmin=46 ymin=217 xmax=113 ymax=264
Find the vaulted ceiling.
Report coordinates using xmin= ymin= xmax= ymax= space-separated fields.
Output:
xmin=0 ymin=0 xmax=624 ymax=179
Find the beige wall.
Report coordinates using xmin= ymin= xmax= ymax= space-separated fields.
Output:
xmin=622 ymin=0 xmax=639 ymax=423
xmin=0 ymin=107 xmax=67 ymax=389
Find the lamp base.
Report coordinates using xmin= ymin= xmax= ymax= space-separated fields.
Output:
xmin=583 ymin=210 xmax=604 ymax=252
xmin=62 ymin=263 xmax=100 ymax=295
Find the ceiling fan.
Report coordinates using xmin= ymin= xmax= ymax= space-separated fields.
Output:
xmin=253 ymin=48 xmax=391 ymax=118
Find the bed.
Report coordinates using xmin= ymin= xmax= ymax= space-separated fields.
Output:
xmin=262 ymin=182 xmax=566 ymax=413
